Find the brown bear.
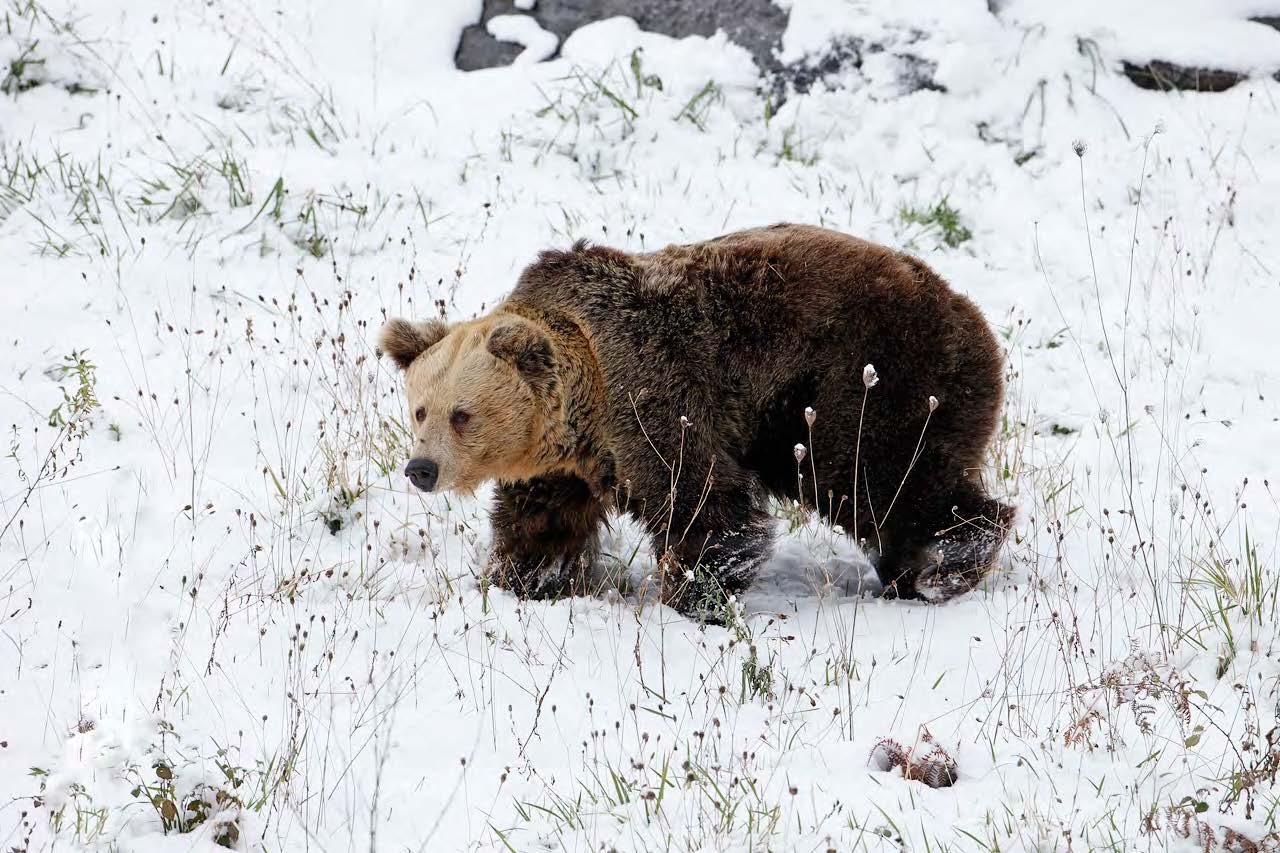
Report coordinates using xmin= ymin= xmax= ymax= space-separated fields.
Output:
xmin=378 ymin=224 xmax=1013 ymax=619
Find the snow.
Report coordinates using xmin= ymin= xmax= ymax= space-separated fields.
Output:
xmin=2 ymin=0 xmax=1279 ymax=851
xmin=486 ymin=14 xmax=559 ymax=65
xmin=998 ymin=0 xmax=1280 ymax=70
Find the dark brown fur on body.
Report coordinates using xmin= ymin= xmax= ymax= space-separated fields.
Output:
xmin=386 ymin=224 xmax=1013 ymax=617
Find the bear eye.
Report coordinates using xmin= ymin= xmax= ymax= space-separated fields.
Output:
xmin=414 ymin=406 xmax=426 ymax=423
xmin=450 ymin=409 xmax=472 ymax=430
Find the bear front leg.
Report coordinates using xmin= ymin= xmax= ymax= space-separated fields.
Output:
xmin=874 ymin=487 xmax=1014 ymax=601
xmin=913 ymin=490 xmax=1015 ymax=602
xmin=488 ymin=474 xmax=607 ymax=600
xmin=643 ymin=485 xmax=774 ymax=623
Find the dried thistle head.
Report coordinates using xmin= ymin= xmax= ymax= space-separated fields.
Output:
xmin=1072 ymin=139 xmax=1087 ymax=157
xmin=793 ymin=443 xmax=807 ymax=463
xmin=928 ymin=395 xmax=939 ymax=412
xmin=804 ymin=406 xmax=816 ymax=427
xmin=862 ymin=363 xmax=879 ymax=389
xmin=869 ymin=732 xmax=957 ymax=789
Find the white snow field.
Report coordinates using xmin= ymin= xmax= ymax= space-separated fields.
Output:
xmin=2 ymin=1 xmax=1279 ymax=850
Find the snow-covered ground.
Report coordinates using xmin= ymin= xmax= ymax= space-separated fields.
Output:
xmin=2 ymin=1 xmax=1279 ymax=850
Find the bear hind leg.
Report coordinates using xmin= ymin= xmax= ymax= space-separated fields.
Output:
xmin=645 ymin=481 xmax=774 ymax=623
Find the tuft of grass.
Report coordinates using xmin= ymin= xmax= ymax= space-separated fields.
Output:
xmin=2 ymin=3 xmax=100 ymax=97
xmin=899 ymin=196 xmax=973 ymax=248
xmin=773 ymin=125 xmax=819 ymax=166
xmin=127 ymin=762 xmax=243 ymax=848
xmin=2 ymin=39 xmax=44 ymax=94
xmin=628 ymin=47 xmax=663 ymax=98
xmin=674 ymin=80 xmax=721 ymax=131
xmin=45 ymin=350 xmax=98 ymax=432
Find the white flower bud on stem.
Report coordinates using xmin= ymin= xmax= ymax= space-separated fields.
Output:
xmin=862 ymin=363 xmax=878 ymax=389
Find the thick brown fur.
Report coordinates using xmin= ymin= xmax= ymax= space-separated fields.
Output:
xmin=382 ymin=224 xmax=1013 ymax=619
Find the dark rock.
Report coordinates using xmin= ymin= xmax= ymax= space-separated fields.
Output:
xmin=895 ymin=53 xmax=946 ymax=94
xmin=1121 ymin=60 xmax=1248 ymax=93
xmin=455 ymin=0 xmax=789 ymax=74
xmin=769 ymin=36 xmax=944 ymax=101
xmin=454 ymin=0 xmax=946 ymax=102
xmin=456 ymin=22 xmax=524 ymax=71
xmin=779 ymin=37 xmax=863 ymax=96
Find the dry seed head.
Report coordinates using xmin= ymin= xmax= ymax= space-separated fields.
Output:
xmin=928 ymin=395 xmax=939 ymax=412
xmin=680 ymin=415 xmax=691 ymax=428
xmin=1072 ymin=139 xmax=1087 ymax=157
xmin=862 ymin=363 xmax=879 ymax=389
xmin=804 ymin=406 xmax=816 ymax=427
xmin=794 ymin=443 xmax=807 ymax=463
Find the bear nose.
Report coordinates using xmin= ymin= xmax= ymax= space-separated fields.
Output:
xmin=404 ymin=458 xmax=439 ymax=492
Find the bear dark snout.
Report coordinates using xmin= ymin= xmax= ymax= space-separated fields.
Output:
xmin=405 ymin=458 xmax=439 ymax=492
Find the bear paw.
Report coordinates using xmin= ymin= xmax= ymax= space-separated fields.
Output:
xmin=914 ymin=532 xmax=1002 ymax=602
xmin=486 ymin=548 xmax=597 ymax=602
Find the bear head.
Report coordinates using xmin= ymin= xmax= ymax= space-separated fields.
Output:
xmin=377 ymin=314 xmax=565 ymax=494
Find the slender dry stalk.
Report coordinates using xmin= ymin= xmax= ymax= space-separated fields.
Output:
xmin=850 ymin=364 xmax=878 ymax=546
xmin=879 ymin=395 xmax=938 ymax=528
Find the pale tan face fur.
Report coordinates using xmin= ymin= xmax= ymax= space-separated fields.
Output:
xmin=380 ymin=317 xmax=545 ymax=494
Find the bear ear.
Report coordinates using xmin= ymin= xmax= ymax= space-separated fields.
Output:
xmin=487 ymin=321 xmax=557 ymax=397
xmin=377 ymin=318 xmax=448 ymax=370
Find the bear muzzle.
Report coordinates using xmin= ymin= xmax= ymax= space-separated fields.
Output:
xmin=404 ymin=458 xmax=439 ymax=492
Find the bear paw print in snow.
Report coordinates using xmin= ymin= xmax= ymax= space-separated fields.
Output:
xmin=869 ymin=728 xmax=957 ymax=788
